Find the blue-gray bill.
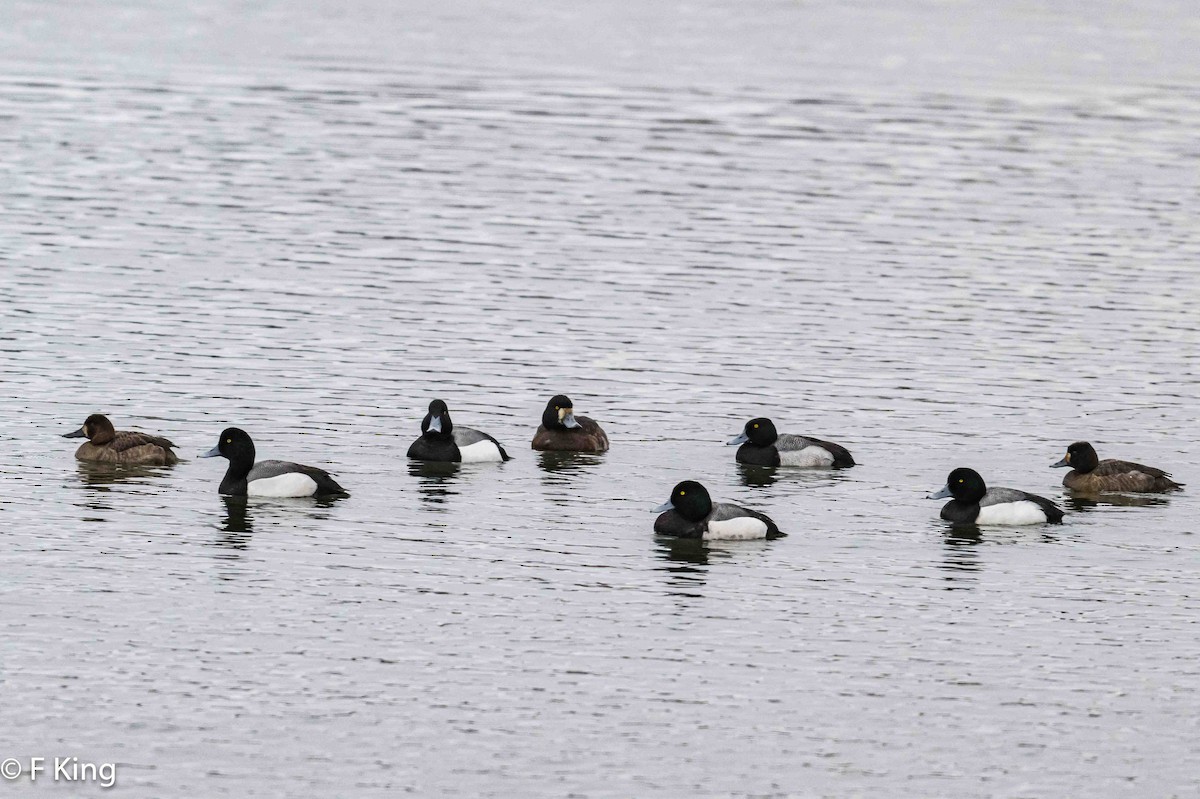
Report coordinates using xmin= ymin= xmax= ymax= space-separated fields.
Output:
xmin=652 ymin=501 xmax=674 ymax=513
xmin=927 ymin=485 xmax=952 ymax=500
xmin=727 ymin=432 xmax=748 ymax=445
xmin=62 ymin=427 xmax=86 ymax=439
xmin=1051 ymin=457 xmax=1069 ymax=468
xmin=199 ymin=445 xmax=222 ymax=458
xmin=561 ymin=413 xmax=581 ymax=429
xmin=428 ymin=415 xmax=443 ymax=433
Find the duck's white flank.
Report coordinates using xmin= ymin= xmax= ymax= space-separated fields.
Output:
xmin=704 ymin=516 xmax=770 ymax=540
xmin=457 ymin=440 xmax=505 ymax=463
xmin=779 ymin=445 xmax=835 ymax=467
xmin=247 ymin=472 xmax=319 ymax=497
xmin=974 ymin=500 xmax=1047 ymax=525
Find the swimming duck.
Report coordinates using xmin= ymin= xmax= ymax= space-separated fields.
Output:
xmin=727 ymin=417 xmax=854 ymax=467
xmin=407 ymin=399 xmax=510 ymax=463
xmin=62 ymin=414 xmax=178 ymax=465
xmin=1052 ymin=441 xmax=1182 ymax=493
xmin=653 ymin=480 xmax=784 ymax=539
xmin=531 ymin=394 xmax=609 ymax=452
xmin=200 ymin=427 xmax=348 ymax=497
xmin=929 ymin=467 xmax=1064 ymax=525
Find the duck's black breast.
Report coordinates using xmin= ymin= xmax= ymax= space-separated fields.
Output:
xmin=407 ymin=435 xmax=461 ymax=463
xmin=735 ymin=443 xmax=780 ymax=466
xmin=653 ymin=509 xmax=706 ymax=539
xmin=939 ymin=500 xmax=980 ymax=524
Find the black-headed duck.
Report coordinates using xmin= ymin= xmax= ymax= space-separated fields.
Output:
xmin=727 ymin=417 xmax=854 ymax=467
xmin=407 ymin=399 xmax=510 ymax=463
xmin=929 ymin=467 xmax=1064 ymax=525
xmin=200 ymin=427 xmax=348 ymax=497
xmin=653 ymin=480 xmax=784 ymax=539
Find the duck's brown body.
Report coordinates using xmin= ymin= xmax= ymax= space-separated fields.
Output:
xmin=531 ymin=395 xmax=609 ymax=453
xmin=1063 ymin=460 xmax=1180 ymax=493
xmin=1054 ymin=441 xmax=1181 ymax=494
xmin=64 ymin=414 xmax=179 ymax=466
xmin=532 ymin=416 xmax=609 ymax=452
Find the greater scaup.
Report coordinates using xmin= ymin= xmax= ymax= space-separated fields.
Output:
xmin=200 ymin=427 xmax=348 ymax=497
xmin=531 ymin=394 xmax=609 ymax=452
xmin=1052 ymin=441 xmax=1182 ymax=493
xmin=929 ymin=467 xmax=1064 ymax=525
xmin=653 ymin=480 xmax=784 ymax=539
xmin=727 ymin=417 xmax=854 ymax=467
xmin=406 ymin=399 xmax=510 ymax=463
xmin=62 ymin=414 xmax=178 ymax=466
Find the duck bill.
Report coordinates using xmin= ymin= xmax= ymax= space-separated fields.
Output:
xmin=427 ymin=415 xmax=443 ymax=434
xmin=561 ymin=411 xmax=581 ymax=430
xmin=62 ymin=427 xmax=87 ymax=439
xmin=927 ymin=485 xmax=952 ymax=500
xmin=652 ymin=501 xmax=675 ymax=513
xmin=727 ymin=432 xmax=749 ymax=446
xmin=1050 ymin=456 xmax=1070 ymax=468
xmin=199 ymin=445 xmax=222 ymax=458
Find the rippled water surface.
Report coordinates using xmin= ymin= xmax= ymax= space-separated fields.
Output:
xmin=3 ymin=2 xmax=1199 ymax=796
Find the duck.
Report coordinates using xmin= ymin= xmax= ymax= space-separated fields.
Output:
xmin=406 ymin=399 xmax=510 ymax=463
xmin=62 ymin=414 xmax=178 ymax=465
xmin=727 ymin=417 xmax=854 ymax=467
xmin=653 ymin=480 xmax=784 ymax=539
xmin=1052 ymin=441 xmax=1182 ymax=493
xmin=929 ymin=467 xmax=1064 ymax=525
xmin=200 ymin=427 xmax=348 ymax=497
xmin=531 ymin=394 xmax=609 ymax=452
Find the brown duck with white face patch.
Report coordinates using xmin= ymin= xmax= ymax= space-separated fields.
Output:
xmin=531 ymin=394 xmax=609 ymax=452
xmin=63 ymin=414 xmax=179 ymax=466
xmin=1052 ymin=441 xmax=1182 ymax=493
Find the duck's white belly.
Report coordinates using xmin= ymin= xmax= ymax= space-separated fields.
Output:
xmin=975 ymin=500 xmax=1046 ymax=525
xmin=704 ymin=516 xmax=770 ymax=540
xmin=779 ymin=446 xmax=834 ymax=467
xmin=458 ymin=440 xmax=504 ymax=463
xmin=247 ymin=472 xmax=318 ymax=497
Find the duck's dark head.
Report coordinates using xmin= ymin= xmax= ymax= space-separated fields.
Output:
xmin=63 ymin=414 xmax=116 ymax=445
xmin=653 ymin=480 xmax=714 ymax=522
xmin=422 ymin=399 xmax=453 ymax=437
xmin=727 ymin=417 xmax=778 ymax=447
xmin=542 ymin=395 xmax=581 ymax=430
xmin=200 ymin=427 xmax=256 ymax=463
xmin=929 ymin=467 xmax=987 ymax=504
xmin=1052 ymin=441 xmax=1098 ymax=473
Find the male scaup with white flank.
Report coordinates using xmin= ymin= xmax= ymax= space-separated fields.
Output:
xmin=531 ymin=394 xmax=609 ymax=452
xmin=653 ymin=480 xmax=784 ymax=540
xmin=62 ymin=414 xmax=179 ymax=465
xmin=727 ymin=417 xmax=854 ymax=468
xmin=1052 ymin=441 xmax=1182 ymax=493
xmin=407 ymin=399 xmax=511 ymax=463
xmin=200 ymin=427 xmax=348 ymax=497
xmin=929 ymin=467 xmax=1064 ymax=525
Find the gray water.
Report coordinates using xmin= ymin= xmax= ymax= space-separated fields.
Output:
xmin=3 ymin=1 xmax=1200 ymax=796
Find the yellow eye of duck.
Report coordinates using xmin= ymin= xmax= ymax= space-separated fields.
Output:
xmin=679 ymin=490 xmax=686 ymax=496
xmin=225 ymin=438 xmax=231 ymax=444
xmin=753 ymin=423 xmax=759 ymax=428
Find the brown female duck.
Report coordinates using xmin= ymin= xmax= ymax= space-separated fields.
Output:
xmin=63 ymin=414 xmax=179 ymax=465
xmin=531 ymin=394 xmax=609 ymax=452
xmin=1052 ymin=441 xmax=1181 ymax=493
